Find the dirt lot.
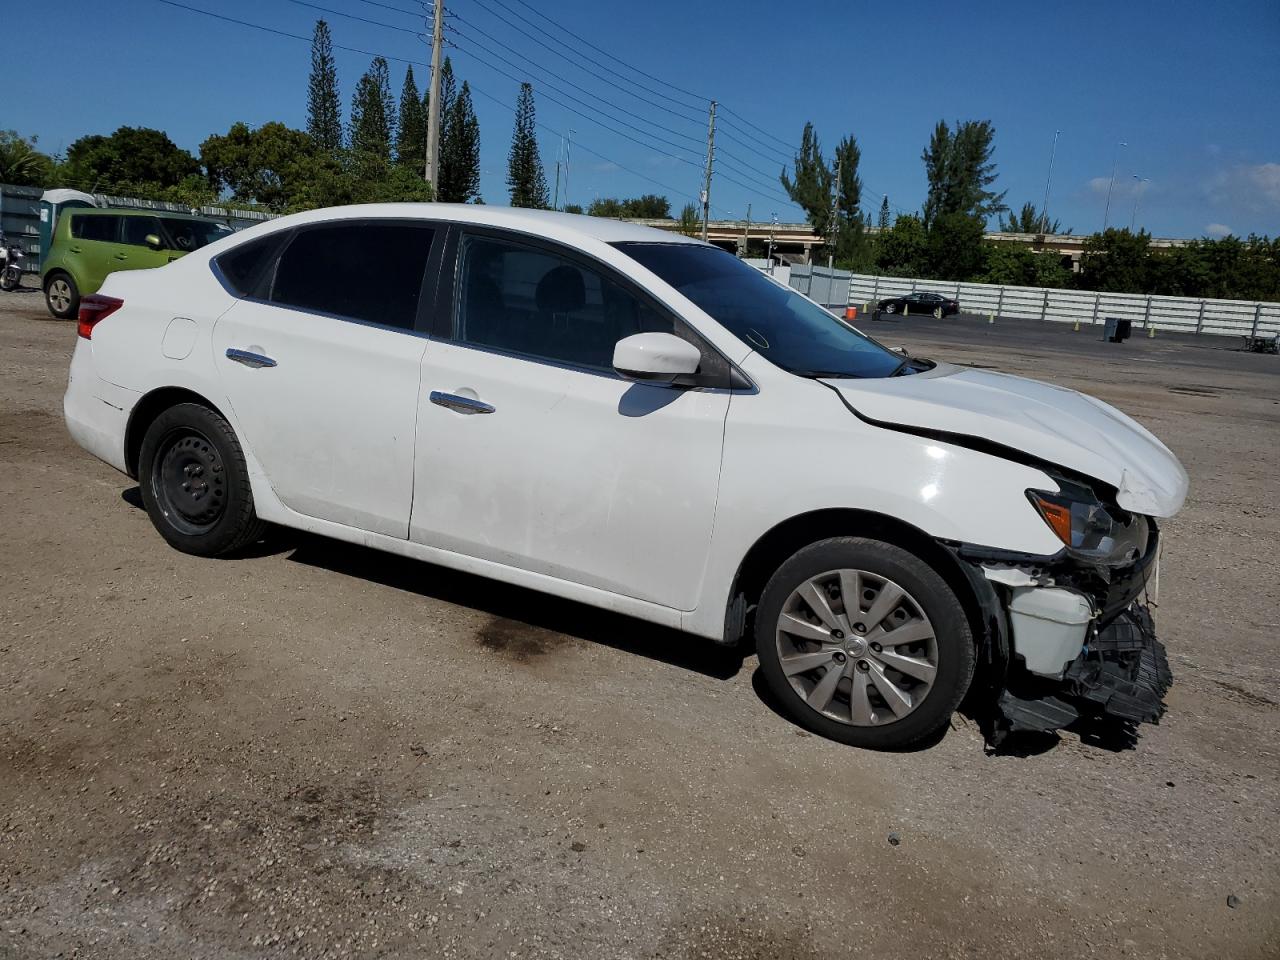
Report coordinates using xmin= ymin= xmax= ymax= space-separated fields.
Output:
xmin=2 ymin=286 xmax=1277 ymax=959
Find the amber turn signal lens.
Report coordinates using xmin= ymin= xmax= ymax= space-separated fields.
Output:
xmin=1028 ymin=493 xmax=1074 ymax=546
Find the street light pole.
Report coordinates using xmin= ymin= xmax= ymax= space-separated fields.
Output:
xmin=1130 ymin=176 xmax=1150 ymax=231
xmin=1102 ymin=139 xmax=1127 ymax=231
xmin=1039 ymin=129 xmax=1060 ymax=235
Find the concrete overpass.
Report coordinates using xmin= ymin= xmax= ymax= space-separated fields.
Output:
xmin=626 ymin=219 xmax=1192 ymax=270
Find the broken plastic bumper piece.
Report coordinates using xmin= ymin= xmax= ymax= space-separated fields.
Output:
xmin=994 ymin=604 xmax=1172 ymax=743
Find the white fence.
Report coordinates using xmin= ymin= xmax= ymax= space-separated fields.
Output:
xmin=846 ymin=273 xmax=1280 ymax=338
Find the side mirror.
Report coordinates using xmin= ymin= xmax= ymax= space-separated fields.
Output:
xmin=613 ymin=332 xmax=701 ymax=385
xmin=144 ymin=233 xmax=164 ymax=251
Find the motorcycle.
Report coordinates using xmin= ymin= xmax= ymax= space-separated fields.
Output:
xmin=0 ymin=242 xmax=23 ymax=291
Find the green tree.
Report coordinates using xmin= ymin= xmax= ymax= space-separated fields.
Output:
xmin=350 ymin=57 xmax=395 ymax=162
xmin=1077 ymin=228 xmax=1151 ymax=293
xmin=925 ymin=212 xmax=987 ymax=280
xmin=562 ymin=203 xmax=584 ymax=215
xmin=395 ymin=66 xmax=427 ymax=171
xmin=875 ymin=215 xmax=928 ymax=277
xmin=201 ymin=121 xmax=321 ymax=211
xmin=832 ymin=134 xmax=867 ymax=264
xmin=877 ymin=196 xmax=891 ymax=232
xmin=506 ymin=83 xmax=549 ymax=208
xmin=306 ymin=20 xmax=342 ymax=152
xmin=1000 ymin=201 xmax=1068 ymax=235
xmin=587 ymin=197 xmax=626 ymax=218
xmin=981 ymin=242 xmax=1071 ymax=288
xmin=586 ymin=195 xmax=671 ymax=218
xmin=438 ymin=79 xmax=480 ymax=202
xmin=677 ymin=202 xmax=700 ymax=237
xmin=0 ymin=131 xmax=53 ymax=186
xmin=780 ymin=122 xmax=833 ymax=238
xmin=922 ymin=119 xmax=1006 ymax=228
xmin=62 ymin=127 xmax=200 ymax=193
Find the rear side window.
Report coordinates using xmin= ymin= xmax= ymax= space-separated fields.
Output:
xmin=215 ymin=233 xmax=290 ymax=297
xmin=270 ymin=222 xmax=436 ymax=331
xmin=71 ymin=215 xmax=121 ymax=242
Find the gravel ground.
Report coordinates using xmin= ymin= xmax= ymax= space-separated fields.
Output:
xmin=1 ymin=286 xmax=1277 ymax=959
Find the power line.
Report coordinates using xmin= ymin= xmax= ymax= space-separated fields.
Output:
xmin=284 ymin=0 xmax=417 ymax=35
xmin=354 ymin=0 xmax=431 ymax=17
xmin=486 ymin=0 xmax=709 ymax=111
xmin=462 ymin=1 xmax=704 ymax=124
xmin=448 ymin=18 xmax=706 ymax=149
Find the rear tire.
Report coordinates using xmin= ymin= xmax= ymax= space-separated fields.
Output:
xmin=1 ymin=266 xmax=19 ymax=292
xmin=44 ymin=272 xmax=79 ymax=319
xmin=138 ymin=403 xmax=265 ymax=557
xmin=755 ymin=537 xmax=975 ymax=750
xmin=882 ymin=302 xmax=897 ymax=314
xmin=933 ymin=306 xmax=943 ymax=319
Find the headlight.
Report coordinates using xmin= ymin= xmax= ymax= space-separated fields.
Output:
xmin=1027 ymin=488 xmax=1148 ymax=563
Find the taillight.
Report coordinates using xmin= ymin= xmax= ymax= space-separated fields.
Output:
xmin=77 ymin=295 xmax=124 ymax=339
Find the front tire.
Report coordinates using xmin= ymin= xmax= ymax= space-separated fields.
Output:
xmin=882 ymin=302 xmax=897 ymax=314
xmin=932 ymin=306 xmax=943 ymax=319
xmin=44 ymin=272 xmax=79 ymax=319
xmin=1 ymin=266 xmax=19 ymax=292
xmin=756 ymin=537 xmax=975 ymax=750
xmin=138 ymin=403 xmax=264 ymax=557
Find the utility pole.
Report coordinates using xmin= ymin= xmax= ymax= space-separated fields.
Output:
xmin=424 ymin=0 xmax=445 ymax=191
xmin=740 ymin=202 xmax=751 ymax=257
xmin=827 ymin=154 xmax=842 ymax=273
xmin=767 ymin=212 xmax=777 ymax=274
xmin=700 ymin=100 xmax=717 ymax=241
xmin=1040 ymin=129 xmax=1060 ymax=235
xmin=1130 ymin=176 xmax=1150 ymax=231
xmin=1102 ymin=139 xmax=1127 ymax=231
xmin=562 ymin=128 xmax=574 ymax=210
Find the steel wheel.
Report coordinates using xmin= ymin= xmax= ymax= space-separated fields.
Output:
xmin=150 ymin=428 xmax=228 ymax=537
xmin=47 ymin=278 xmax=73 ymax=313
xmin=774 ymin=568 xmax=938 ymax=726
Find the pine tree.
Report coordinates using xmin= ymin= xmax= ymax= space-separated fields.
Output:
xmin=350 ymin=57 xmax=395 ymax=162
xmin=439 ymin=79 xmax=480 ymax=203
xmin=506 ymin=83 xmax=549 ymax=208
xmin=922 ymin=119 xmax=1007 ymax=228
xmin=306 ymin=20 xmax=342 ymax=152
xmin=395 ymin=66 xmax=426 ymax=171
xmin=779 ymin=123 xmax=833 ymax=237
xmin=832 ymin=135 xmax=865 ymax=259
xmin=877 ymin=196 xmax=891 ymax=231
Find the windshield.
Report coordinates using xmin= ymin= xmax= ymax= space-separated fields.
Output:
xmin=614 ymin=242 xmax=906 ymax=379
xmin=159 ymin=217 xmax=233 ymax=252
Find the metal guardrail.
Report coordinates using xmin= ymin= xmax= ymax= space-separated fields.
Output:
xmin=846 ymin=272 xmax=1280 ymax=338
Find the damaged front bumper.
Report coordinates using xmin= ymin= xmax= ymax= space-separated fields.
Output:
xmin=946 ymin=528 xmax=1172 ymax=747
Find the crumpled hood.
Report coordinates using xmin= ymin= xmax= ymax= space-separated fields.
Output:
xmin=825 ymin=363 xmax=1189 ymax=517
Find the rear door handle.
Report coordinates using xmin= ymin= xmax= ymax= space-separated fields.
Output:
xmin=430 ymin=390 xmax=494 ymax=415
xmin=114 ymin=253 xmax=127 ymax=261
xmin=226 ymin=348 xmax=277 ymax=369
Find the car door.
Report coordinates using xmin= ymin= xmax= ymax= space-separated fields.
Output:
xmin=118 ymin=215 xmax=177 ymax=272
xmin=67 ymin=213 xmax=123 ymax=294
xmin=210 ymin=219 xmax=442 ymax=539
xmin=410 ymin=227 xmax=732 ymax=611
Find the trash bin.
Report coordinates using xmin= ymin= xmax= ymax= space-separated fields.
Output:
xmin=1102 ymin=317 xmax=1132 ymax=343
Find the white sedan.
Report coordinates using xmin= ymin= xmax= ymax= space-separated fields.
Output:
xmin=63 ymin=205 xmax=1188 ymax=750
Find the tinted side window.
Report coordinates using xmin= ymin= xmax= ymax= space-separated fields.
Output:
xmin=456 ymin=234 xmax=673 ymax=371
xmin=270 ymin=222 xmax=435 ymax=330
xmin=215 ymin=233 xmax=290 ymax=297
xmin=121 ymin=216 xmax=163 ymax=247
xmin=71 ymin=216 xmax=121 ymax=243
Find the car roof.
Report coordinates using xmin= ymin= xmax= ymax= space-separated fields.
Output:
xmin=75 ymin=207 xmax=222 ymax=222
xmin=250 ymin=203 xmax=706 ymax=247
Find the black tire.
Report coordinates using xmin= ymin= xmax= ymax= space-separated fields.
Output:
xmin=755 ymin=537 xmax=975 ymax=750
xmin=882 ymin=302 xmax=897 ymax=314
xmin=1 ymin=266 xmax=19 ymax=292
xmin=44 ymin=271 xmax=79 ymax=319
xmin=138 ymin=402 xmax=265 ymax=557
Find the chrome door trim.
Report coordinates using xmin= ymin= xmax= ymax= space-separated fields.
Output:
xmin=429 ymin=390 xmax=495 ymax=415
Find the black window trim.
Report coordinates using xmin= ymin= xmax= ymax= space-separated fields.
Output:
xmin=210 ymin=218 xmax=445 ymax=338
xmin=120 ymin=213 xmax=164 ymax=249
xmin=435 ymin=223 xmax=750 ymax=390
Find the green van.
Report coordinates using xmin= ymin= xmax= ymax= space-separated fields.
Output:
xmin=42 ymin=209 xmax=234 ymax=319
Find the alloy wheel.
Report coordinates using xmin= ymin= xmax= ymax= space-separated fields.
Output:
xmin=775 ymin=568 xmax=938 ymax=726
xmin=48 ymin=279 xmax=72 ymax=313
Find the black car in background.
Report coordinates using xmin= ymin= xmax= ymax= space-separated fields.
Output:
xmin=875 ymin=291 xmax=960 ymax=318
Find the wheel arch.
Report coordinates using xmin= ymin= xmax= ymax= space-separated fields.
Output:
xmin=723 ymin=508 xmax=988 ymax=652
xmin=124 ymin=386 xmax=232 ymax=479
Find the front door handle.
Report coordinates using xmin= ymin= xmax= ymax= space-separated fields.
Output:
xmin=430 ymin=390 xmax=494 ymax=415
xmin=226 ymin=348 xmax=277 ymax=369
xmin=114 ymin=253 xmax=127 ymax=261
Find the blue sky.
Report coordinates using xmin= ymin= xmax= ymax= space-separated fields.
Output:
xmin=16 ymin=0 xmax=1280 ymax=238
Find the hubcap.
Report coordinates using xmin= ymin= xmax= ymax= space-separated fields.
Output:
xmin=775 ymin=569 xmax=938 ymax=726
xmin=152 ymin=430 xmax=226 ymax=534
xmin=49 ymin=280 xmax=71 ymax=312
